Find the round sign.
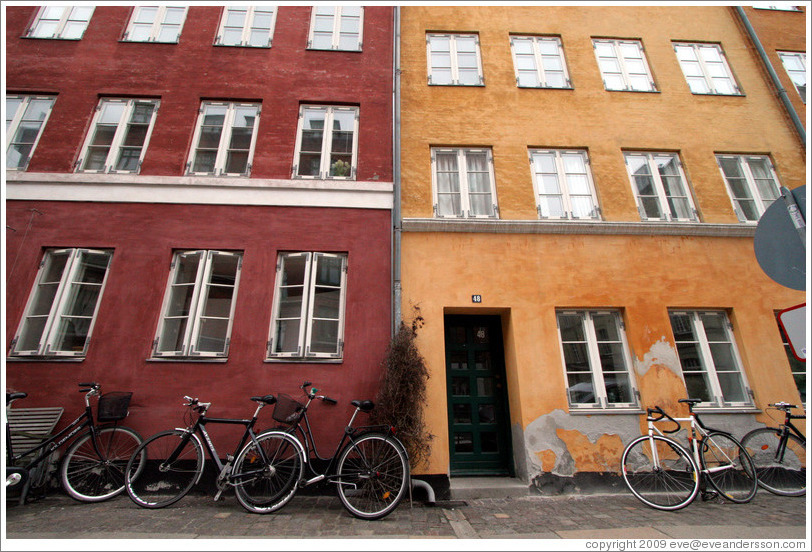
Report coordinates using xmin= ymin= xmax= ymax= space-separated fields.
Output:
xmin=753 ymin=185 xmax=806 ymax=291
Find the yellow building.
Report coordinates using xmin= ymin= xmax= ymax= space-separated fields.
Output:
xmin=397 ymin=5 xmax=806 ymax=494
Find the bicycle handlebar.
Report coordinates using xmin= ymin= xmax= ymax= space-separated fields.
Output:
xmin=78 ymin=382 xmax=100 ymax=393
xmin=647 ymin=406 xmax=681 ymax=434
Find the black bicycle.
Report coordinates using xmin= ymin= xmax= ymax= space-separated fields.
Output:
xmin=6 ymin=382 xmax=143 ymax=503
xmin=124 ymin=393 xmax=279 ymax=511
xmin=233 ymin=381 xmax=410 ymax=520
xmin=740 ymin=402 xmax=806 ymax=496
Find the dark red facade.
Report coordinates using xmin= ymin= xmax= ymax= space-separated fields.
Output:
xmin=4 ymin=6 xmax=395 ymax=450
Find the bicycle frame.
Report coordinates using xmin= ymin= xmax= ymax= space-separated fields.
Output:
xmin=770 ymin=408 xmax=806 ymax=463
xmin=7 ymin=391 xmax=106 ymax=472
xmin=646 ymin=410 xmax=737 ymax=477
xmin=169 ymin=400 xmax=270 ymax=492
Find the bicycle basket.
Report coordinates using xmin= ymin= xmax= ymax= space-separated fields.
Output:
xmin=96 ymin=392 xmax=133 ymax=422
xmin=272 ymin=394 xmax=305 ymax=425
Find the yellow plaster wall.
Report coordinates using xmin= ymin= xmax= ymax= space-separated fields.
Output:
xmin=398 ymin=6 xmax=807 ymax=477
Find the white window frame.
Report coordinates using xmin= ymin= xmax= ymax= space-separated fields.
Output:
xmin=292 ymin=105 xmax=359 ymax=180
xmin=669 ymin=310 xmax=753 ymax=409
xmin=673 ymin=42 xmax=741 ymax=95
xmin=307 ymin=5 xmax=363 ymax=51
xmin=623 ymin=152 xmax=698 ymax=222
xmin=9 ymin=248 xmax=113 ymax=358
xmin=431 ymin=147 xmax=499 ymax=219
xmin=509 ymin=35 xmax=572 ymax=89
xmin=529 ymin=149 xmax=600 ymax=220
xmin=267 ymin=252 xmax=348 ymax=361
xmin=187 ymin=101 xmax=261 ymax=177
xmin=6 ymin=95 xmax=56 ymax=171
xmin=124 ymin=6 xmax=187 ymax=43
xmin=715 ymin=154 xmax=781 ymax=222
xmin=75 ymin=98 xmax=160 ymax=174
xmin=777 ymin=51 xmax=806 ymax=103
xmin=556 ymin=310 xmax=639 ymax=410
xmin=152 ymin=250 xmax=243 ymax=359
xmin=592 ymin=38 xmax=656 ymax=92
xmin=215 ymin=6 xmax=277 ymax=48
xmin=427 ymin=33 xmax=484 ymax=86
xmin=26 ymin=6 xmax=94 ymax=40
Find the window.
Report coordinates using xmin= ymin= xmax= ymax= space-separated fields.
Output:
xmin=778 ymin=51 xmax=806 ymax=102
xmin=76 ymin=98 xmax=159 ymax=174
xmin=124 ymin=6 xmax=187 ymax=43
xmin=510 ymin=35 xmax=571 ymax=88
xmin=427 ymin=34 xmax=484 ymax=86
xmin=673 ymin=42 xmax=741 ymax=95
xmin=529 ymin=149 xmax=600 ymax=220
xmin=293 ymin=105 xmax=358 ymax=179
xmin=754 ymin=5 xmax=801 ymax=11
xmin=216 ymin=6 xmax=276 ymax=47
xmin=592 ymin=39 xmax=656 ymax=92
xmin=153 ymin=250 xmax=242 ymax=358
xmin=268 ymin=252 xmax=348 ymax=360
xmin=26 ymin=6 xmax=94 ymax=39
xmin=187 ymin=102 xmax=260 ymax=176
xmin=556 ymin=310 xmax=638 ymax=409
xmin=669 ymin=310 xmax=752 ymax=408
xmin=308 ymin=6 xmax=363 ymax=51
xmin=716 ymin=154 xmax=781 ymax=222
xmin=432 ymin=148 xmax=498 ymax=218
xmin=6 ymin=95 xmax=55 ymax=170
xmin=9 ymin=249 xmax=112 ymax=358
xmin=624 ymin=152 xmax=698 ymax=222
xmin=776 ymin=315 xmax=806 ymax=403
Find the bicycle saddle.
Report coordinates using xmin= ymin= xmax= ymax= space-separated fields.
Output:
xmin=351 ymin=400 xmax=374 ymax=412
xmin=6 ymin=392 xmax=27 ymax=405
xmin=679 ymin=398 xmax=702 ymax=406
xmin=251 ymin=395 xmax=277 ymax=405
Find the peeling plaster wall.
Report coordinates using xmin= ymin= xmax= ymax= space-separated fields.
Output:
xmin=634 ymin=337 xmax=682 ymax=378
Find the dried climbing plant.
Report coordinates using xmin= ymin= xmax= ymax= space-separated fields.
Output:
xmin=371 ymin=307 xmax=434 ymax=469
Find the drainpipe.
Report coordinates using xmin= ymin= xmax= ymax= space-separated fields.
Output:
xmin=392 ymin=6 xmax=403 ymax=333
xmin=734 ymin=6 xmax=806 ymax=147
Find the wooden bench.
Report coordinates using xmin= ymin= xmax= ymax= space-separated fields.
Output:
xmin=7 ymin=407 xmax=64 ymax=455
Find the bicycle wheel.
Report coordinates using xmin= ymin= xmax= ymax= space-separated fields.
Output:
xmin=336 ymin=433 xmax=409 ymax=520
xmin=233 ymin=431 xmax=304 ymax=514
xmin=60 ymin=426 xmax=143 ymax=502
xmin=621 ymin=434 xmax=699 ymax=511
xmin=125 ymin=429 xmax=203 ymax=508
xmin=700 ymin=432 xmax=758 ymax=503
xmin=741 ymin=428 xmax=805 ymax=497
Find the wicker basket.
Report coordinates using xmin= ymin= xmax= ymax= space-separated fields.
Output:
xmin=96 ymin=392 xmax=133 ymax=422
xmin=272 ymin=394 xmax=304 ymax=425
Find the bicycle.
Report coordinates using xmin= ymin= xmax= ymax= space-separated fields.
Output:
xmin=124 ymin=393 xmax=281 ymax=511
xmin=232 ymin=381 xmax=410 ymax=520
xmin=740 ymin=402 xmax=806 ymax=497
xmin=6 ymin=382 xmax=143 ymax=503
xmin=621 ymin=398 xmax=758 ymax=511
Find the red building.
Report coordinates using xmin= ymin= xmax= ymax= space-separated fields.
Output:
xmin=4 ymin=5 xmax=395 ymax=450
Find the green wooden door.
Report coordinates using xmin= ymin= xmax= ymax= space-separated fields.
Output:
xmin=445 ymin=315 xmax=513 ymax=475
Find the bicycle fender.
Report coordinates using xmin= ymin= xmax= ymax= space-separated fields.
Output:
xmin=255 ymin=430 xmax=308 ymax=464
xmin=174 ymin=429 xmax=207 ymax=486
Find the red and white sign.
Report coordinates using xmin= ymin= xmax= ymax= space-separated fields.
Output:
xmin=778 ymin=303 xmax=806 ymax=362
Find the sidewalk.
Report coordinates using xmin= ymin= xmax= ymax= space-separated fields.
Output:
xmin=3 ymin=488 xmax=808 ymax=544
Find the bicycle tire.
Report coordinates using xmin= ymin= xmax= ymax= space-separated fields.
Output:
xmin=60 ymin=425 xmax=143 ymax=502
xmin=621 ymin=434 xmax=699 ymax=511
xmin=700 ymin=432 xmax=758 ymax=503
xmin=233 ymin=431 xmax=304 ymax=514
xmin=741 ymin=427 xmax=805 ymax=497
xmin=125 ymin=429 xmax=204 ymax=509
xmin=336 ymin=433 xmax=409 ymax=520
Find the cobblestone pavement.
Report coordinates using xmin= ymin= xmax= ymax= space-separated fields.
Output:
xmin=3 ymin=490 xmax=808 ymax=544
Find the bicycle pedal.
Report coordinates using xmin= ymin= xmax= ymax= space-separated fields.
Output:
xmin=213 ymin=490 xmax=224 ymax=501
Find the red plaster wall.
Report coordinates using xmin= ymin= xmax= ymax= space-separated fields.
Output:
xmin=4 ymin=5 xmax=394 ymax=182
xmin=5 ymin=201 xmax=393 ymax=452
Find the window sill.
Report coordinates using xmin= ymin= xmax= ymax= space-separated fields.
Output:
xmin=264 ymin=358 xmax=343 ymax=364
xmin=568 ymin=407 xmax=645 ymax=415
xmin=6 ymin=356 xmax=84 ymax=362
xmin=214 ymin=44 xmax=271 ymax=49
xmin=604 ymin=88 xmax=660 ymax=94
xmin=518 ymin=86 xmax=574 ymax=91
xmin=146 ymin=357 xmax=228 ymax=363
